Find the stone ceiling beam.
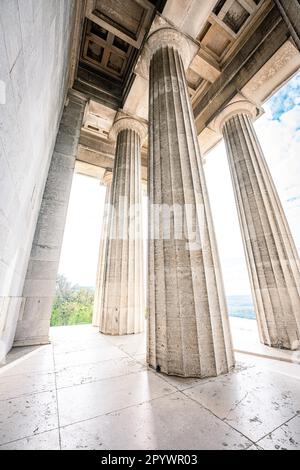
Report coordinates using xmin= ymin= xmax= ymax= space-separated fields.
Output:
xmin=77 ymin=130 xmax=148 ymax=180
xmin=189 ymin=52 xmax=221 ymax=84
xmin=162 ymin=0 xmax=217 ymax=39
xmin=194 ymin=6 xmax=288 ymax=134
xmin=274 ymin=0 xmax=300 ymax=51
xmin=74 ymin=74 xmax=122 ymax=111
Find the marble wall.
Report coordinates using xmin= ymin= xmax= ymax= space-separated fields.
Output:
xmin=0 ymin=0 xmax=75 ymax=357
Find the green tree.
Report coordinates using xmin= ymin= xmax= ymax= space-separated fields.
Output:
xmin=51 ymin=275 xmax=95 ymax=327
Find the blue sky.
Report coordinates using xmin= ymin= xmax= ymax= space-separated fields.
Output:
xmin=268 ymin=73 xmax=300 ymax=120
xmin=59 ymin=73 xmax=300 ymax=296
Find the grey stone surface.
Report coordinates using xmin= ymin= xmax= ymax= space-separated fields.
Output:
xmin=60 ymin=392 xmax=251 ymax=450
xmin=0 ymin=389 xmax=58 ymax=445
xmin=0 ymin=324 xmax=299 ymax=450
xmin=258 ymin=414 xmax=300 ymax=450
xmin=222 ymin=109 xmax=300 ymax=350
xmin=57 ymin=369 xmax=175 ymax=427
xmin=0 ymin=344 xmax=54 ymax=376
xmin=14 ymin=92 xmax=87 ymax=347
xmin=54 ymin=343 xmax=128 ymax=369
xmin=0 ymin=0 xmax=75 ymax=355
xmin=184 ymin=365 xmax=300 ymax=442
xmin=99 ymin=117 xmax=146 ymax=335
xmin=0 ymin=368 xmax=55 ymax=401
xmin=55 ymin=356 xmax=145 ymax=389
xmin=147 ymin=29 xmax=235 ymax=378
xmin=0 ymin=429 xmax=60 ymax=451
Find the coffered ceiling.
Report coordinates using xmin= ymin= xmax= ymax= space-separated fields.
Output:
xmin=75 ymin=0 xmax=166 ymax=109
xmin=81 ymin=19 xmax=135 ymax=81
xmin=199 ymin=0 xmax=263 ymax=63
xmin=186 ymin=0 xmax=269 ymax=102
xmin=74 ymin=0 xmax=300 ymax=174
xmin=86 ymin=0 xmax=156 ymax=48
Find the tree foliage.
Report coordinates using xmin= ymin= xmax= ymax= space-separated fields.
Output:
xmin=51 ymin=275 xmax=94 ymax=327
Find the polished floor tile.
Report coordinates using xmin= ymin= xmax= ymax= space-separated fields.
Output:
xmin=115 ymin=338 xmax=147 ymax=357
xmin=0 ymin=370 xmax=55 ymax=400
xmin=105 ymin=332 xmax=145 ymax=347
xmin=52 ymin=336 xmax=109 ymax=355
xmin=54 ymin=344 xmax=128 ymax=368
xmin=60 ymin=392 xmax=252 ymax=450
xmin=55 ymin=356 xmax=145 ymax=389
xmin=0 ymin=429 xmax=60 ymax=450
xmin=57 ymin=369 xmax=176 ymax=427
xmin=184 ymin=366 xmax=300 ymax=442
xmin=0 ymin=391 xmax=58 ymax=445
xmin=258 ymin=414 xmax=300 ymax=450
xmin=0 ymin=346 xmax=54 ymax=377
xmin=1 ymin=324 xmax=299 ymax=450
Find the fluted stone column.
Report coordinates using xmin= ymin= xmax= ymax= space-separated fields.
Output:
xmin=145 ymin=28 xmax=235 ymax=378
xmin=216 ymin=98 xmax=300 ymax=350
xmin=14 ymin=91 xmax=87 ymax=346
xmin=100 ymin=114 xmax=146 ymax=335
xmin=92 ymin=171 xmax=113 ymax=327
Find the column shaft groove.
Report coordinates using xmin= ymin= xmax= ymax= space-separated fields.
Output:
xmin=223 ymin=113 xmax=300 ymax=349
xmin=100 ymin=128 xmax=144 ymax=335
xmin=148 ymin=46 xmax=234 ymax=377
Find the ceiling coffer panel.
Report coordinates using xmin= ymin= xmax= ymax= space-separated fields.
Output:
xmin=94 ymin=0 xmax=145 ymax=39
xmin=86 ymin=0 xmax=155 ymax=48
xmin=198 ymin=0 xmax=264 ymax=64
xmin=81 ymin=20 xmax=133 ymax=82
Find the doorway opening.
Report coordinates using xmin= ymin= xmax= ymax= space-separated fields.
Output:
xmin=50 ymin=172 xmax=106 ymax=328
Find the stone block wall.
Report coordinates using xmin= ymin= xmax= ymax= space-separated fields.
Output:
xmin=0 ymin=0 xmax=75 ymax=356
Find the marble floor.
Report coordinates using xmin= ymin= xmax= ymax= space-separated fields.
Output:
xmin=0 ymin=321 xmax=300 ymax=450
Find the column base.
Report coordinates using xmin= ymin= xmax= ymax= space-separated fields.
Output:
xmin=99 ymin=330 xmax=144 ymax=337
xmin=261 ymin=339 xmax=300 ymax=352
xmin=13 ymin=336 xmax=51 ymax=348
xmin=148 ymin=363 xmax=235 ymax=379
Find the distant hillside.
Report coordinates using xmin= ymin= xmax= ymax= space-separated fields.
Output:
xmin=227 ymin=295 xmax=256 ymax=320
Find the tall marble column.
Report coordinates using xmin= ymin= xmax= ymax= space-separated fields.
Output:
xmin=274 ymin=0 xmax=300 ymax=51
xmin=14 ymin=91 xmax=87 ymax=346
xmin=100 ymin=114 xmax=146 ymax=335
xmin=216 ymin=98 xmax=300 ymax=350
xmin=93 ymin=171 xmax=113 ymax=327
xmin=145 ymin=28 xmax=235 ymax=378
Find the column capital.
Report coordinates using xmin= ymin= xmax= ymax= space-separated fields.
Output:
xmin=102 ymin=170 xmax=113 ymax=187
xmin=137 ymin=25 xmax=198 ymax=78
xmin=109 ymin=112 xmax=148 ymax=144
xmin=147 ymin=27 xmax=189 ymax=63
xmin=213 ymin=96 xmax=261 ymax=133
